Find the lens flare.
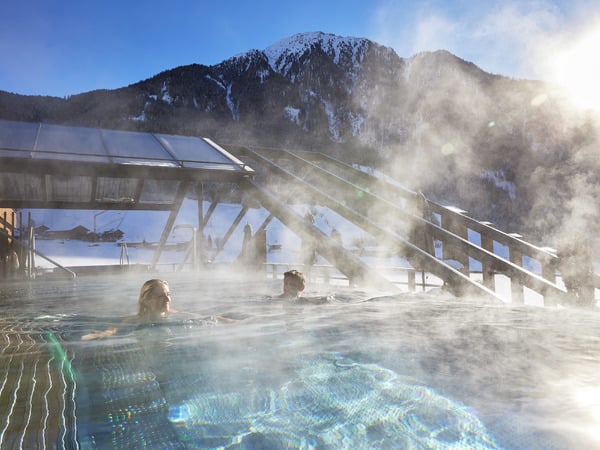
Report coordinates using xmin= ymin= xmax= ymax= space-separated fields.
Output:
xmin=549 ymin=27 xmax=600 ymax=111
xmin=574 ymin=387 xmax=600 ymax=442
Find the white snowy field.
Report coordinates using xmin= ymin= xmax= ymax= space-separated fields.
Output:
xmin=28 ymin=198 xmax=397 ymax=269
xmin=25 ymin=197 xmax=588 ymax=307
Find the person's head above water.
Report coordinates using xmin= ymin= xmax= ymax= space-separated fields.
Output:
xmin=281 ymin=270 xmax=306 ymax=298
xmin=138 ymin=279 xmax=172 ymax=319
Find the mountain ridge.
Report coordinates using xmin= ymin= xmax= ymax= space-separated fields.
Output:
xmin=0 ymin=31 xmax=598 ymax=246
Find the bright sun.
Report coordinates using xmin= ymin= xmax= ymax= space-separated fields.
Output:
xmin=548 ymin=27 xmax=600 ymax=111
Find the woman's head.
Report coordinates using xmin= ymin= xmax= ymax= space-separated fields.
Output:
xmin=283 ymin=270 xmax=306 ymax=298
xmin=138 ymin=279 xmax=171 ymax=318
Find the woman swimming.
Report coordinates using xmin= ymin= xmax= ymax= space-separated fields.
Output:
xmin=81 ymin=279 xmax=236 ymax=340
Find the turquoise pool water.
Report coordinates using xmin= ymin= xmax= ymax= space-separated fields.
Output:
xmin=1 ymin=272 xmax=599 ymax=449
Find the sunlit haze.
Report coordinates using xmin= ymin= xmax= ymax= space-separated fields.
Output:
xmin=546 ymin=25 xmax=600 ymax=111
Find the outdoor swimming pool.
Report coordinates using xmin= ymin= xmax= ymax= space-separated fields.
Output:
xmin=1 ymin=272 xmax=599 ymax=449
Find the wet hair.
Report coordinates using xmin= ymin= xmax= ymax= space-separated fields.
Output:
xmin=284 ymin=270 xmax=306 ymax=291
xmin=138 ymin=279 xmax=169 ymax=316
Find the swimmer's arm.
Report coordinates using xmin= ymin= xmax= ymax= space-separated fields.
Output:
xmin=81 ymin=327 xmax=118 ymax=341
xmin=80 ymin=316 xmax=135 ymax=340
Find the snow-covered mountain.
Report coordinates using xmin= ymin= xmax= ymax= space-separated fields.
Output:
xmin=1 ymin=32 xmax=598 ymax=243
xmin=263 ymin=32 xmax=373 ymax=76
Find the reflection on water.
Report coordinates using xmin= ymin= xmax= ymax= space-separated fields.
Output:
xmin=1 ymin=272 xmax=599 ymax=449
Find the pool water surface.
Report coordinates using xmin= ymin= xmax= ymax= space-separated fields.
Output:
xmin=1 ymin=272 xmax=599 ymax=449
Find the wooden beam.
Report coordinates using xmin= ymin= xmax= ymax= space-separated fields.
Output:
xmin=212 ymin=206 xmax=249 ymax=260
xmin=151 ymin=181 xmax=190 ymax=269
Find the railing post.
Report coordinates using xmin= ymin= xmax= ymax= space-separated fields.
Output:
xmin=1 ymin=211 xmax=7 ymax=279
xmin=481 ymin=233 xmax=495 ymax=291
xmin=407 ymin=269 xmax=416 ymax=292
xmin=29 ymin=226 xmax=36 ymax=279
xmin=441 ymin=211 xmax=469 ymax=275
xmin=509 ymin=247 xmax=524 ymax=304
xmin=18 ymin=211 xmax=24 ymax=276
xmin=557 ymin=239 xmax=595 ymax=307
xmin=541 ymin=261 xmax=556 ymax=283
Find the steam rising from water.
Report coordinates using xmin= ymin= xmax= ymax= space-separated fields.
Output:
xmin=5 ymin=274 xmax=600 ymax=448
xmin=361 ymin=3 xmax=600 ymax=255
xmin=370 ymin=1 xmax=586 ymax=82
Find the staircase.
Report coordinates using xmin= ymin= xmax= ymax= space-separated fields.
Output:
xmin=228 ymin=146 xmax=597 ymax=306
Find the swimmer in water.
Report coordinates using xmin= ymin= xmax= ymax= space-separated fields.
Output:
xmin=279 ymin=269 xmax=306 ymax=299
xmin=137 ymin=278 xmax=176 ymax=320
xmin=277 ymin=269 xmax=331 ymax=304
xmin=81 ymin=279 xmax=236 ymax=340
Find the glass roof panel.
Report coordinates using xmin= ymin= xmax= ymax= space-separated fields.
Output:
xmin=155 ymin=135 xmax=230 ymax=164
xmin=35 ymin=123 xmax=108 ymax=162
xmin=0 ymin=120 xmax=251 ymax=172
xmin=0 ymin=120 xmax=38 ymax=151
xmin=101 ymin=129 xmax=178 ymax=166
xmin=155 ymin=135 xmax=249 ymax=171
xmin=0 ymin=120 xmax=254 ymax=210
xmin=0 ymin=119 xmax=253 ymax=208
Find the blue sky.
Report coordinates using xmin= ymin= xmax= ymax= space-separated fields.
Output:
xmin=1 ymin=0 xmax=599 ymax=99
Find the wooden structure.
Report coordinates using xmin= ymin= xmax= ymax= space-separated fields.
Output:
xmin=0 ymin=208 xmax=17 ymax=278
xmin=0 ymin=119 xmax=254 ymax=277
xmin=227 ymin=146 xmax=597 ymax=306
xmin=0 ymin=119 xmax=595 ymax=305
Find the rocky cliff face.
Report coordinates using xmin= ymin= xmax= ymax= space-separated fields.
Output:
xmin=1 ymin=32 xmax=598 ymax=244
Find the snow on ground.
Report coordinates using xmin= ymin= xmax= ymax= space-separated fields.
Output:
xmin=25 ymin=197 xmax=564 ymax=306
xmin=27 ymin=199 xmax=377 ymax=270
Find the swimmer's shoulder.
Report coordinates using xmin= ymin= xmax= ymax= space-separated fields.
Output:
xmin=294 ymin=295 xmax=333 ymax=305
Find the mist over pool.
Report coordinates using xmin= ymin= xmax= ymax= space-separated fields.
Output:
xmin=1 ymin=272 xmax=599 ymax=448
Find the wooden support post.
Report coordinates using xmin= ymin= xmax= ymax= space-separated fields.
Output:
xmin=151 ymin=181 xmax=190 ymax=270
xmin=509 ymin=247 xmax=524 ymax=304
xmin=28 ymin=217 xmax=36 ymax=279
xmin=407 ymin=269 xmax=416 ymax=292
xmin=196 ymin=182 xmax=203 ymax=230
xmin=27 ymin=212 xmax=32 ymax=278
xmin=541 ymin=258 xmax=556 ymax=284
xmin=11 ymin=210 xmax=15 ymax=239
xmin=442 ymin=212 xmax=470 ymax=275
xmin=196 ymin=182 xmax=205 ymax=266
xmin=212 ymin=206 xmax=249 ymax=260
xmin=254 ymin=228 xmax=267 ymax=273
xmin=18 ymin=210 xmax=24 ymax=276
xmin=201 ymin=196 xmax=221 ymax=229
xmin=255 ymin=213 xmax=274 ymax=235
xmin=557 ymin=239 xmax=595 ymax=307
xmin=0 ymin=212 xmax=7 ymax=279
xmin=481 ymin=234 xmax=495 ymax=291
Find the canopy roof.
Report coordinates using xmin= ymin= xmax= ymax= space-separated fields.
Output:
xmin=0 ymin=120 xmax=253 ymax=210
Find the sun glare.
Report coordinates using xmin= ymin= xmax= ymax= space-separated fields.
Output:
xmin=549 ymin=27 xmax=600 ymax=111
